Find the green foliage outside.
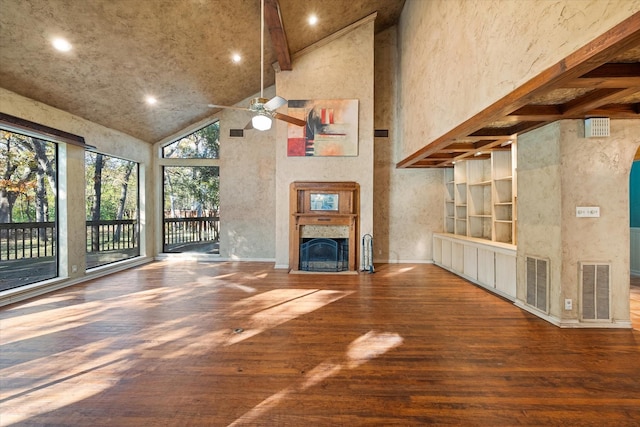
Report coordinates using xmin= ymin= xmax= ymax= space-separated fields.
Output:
xmin=85 ymin=152 xmax=138 ymax=220
xmin=0 ymin=130 xmax=57 ymax=223
xmin=162 ymin=121 xmax=220 ymax=217
xmin=163 ymin=121 xmax=220 ymax=159
xmin=164 ymin=166 xmax=220 ymax=216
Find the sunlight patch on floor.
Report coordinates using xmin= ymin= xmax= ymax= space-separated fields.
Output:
xmin=225 ymin=290 xmax=352 ymax=346
xmin=0 ymin=342 xmax=134 ymax=425
xmin=229 ymin=330 xmax=404 ymax=425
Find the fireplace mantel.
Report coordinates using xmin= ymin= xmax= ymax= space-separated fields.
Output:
xmin=289 ymin=182 xmax=359 ymax=272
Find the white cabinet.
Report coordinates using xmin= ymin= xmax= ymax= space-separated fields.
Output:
xmin=433 ymin=233 xmax=516 ymax=301
xmin=438 ymin=145 xmax=517 ymax=300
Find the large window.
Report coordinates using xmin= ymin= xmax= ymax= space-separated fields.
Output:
xmin=162 ymin=121 xmax=220 ymax=254
xmin=85 ymin=152 xmax=139 ymax=268
xmin=163 ymin=122 xmax=219 ymax=159
xmin=0 ymin=130 xmax=57 ymax=291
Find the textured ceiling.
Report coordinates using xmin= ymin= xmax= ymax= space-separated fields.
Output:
xmin=0 ymin=0 xmax=405 ymax=143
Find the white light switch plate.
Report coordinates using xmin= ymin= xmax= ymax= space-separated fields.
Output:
xmin=576 ymin=207 xmax=600 ymax=217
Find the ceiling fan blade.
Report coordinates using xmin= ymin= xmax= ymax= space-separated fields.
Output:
xmin=208 ymin=104 xmax=251 ymax=112
xmin=263 ymin=96 xmax=287 ymax=111
xmin=273 ymin=112 xmax=306 ymax=127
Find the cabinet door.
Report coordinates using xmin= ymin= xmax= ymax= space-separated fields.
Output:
xmin=463 ymin=245 xmax=478 ymax=280
xmin=477 ymin=248 xmax=495 ymax=288
xmin=441 ymin=239 xmax=452 ymax=268
xmin=452 ymin=242 xmax=464 ymax=274
xmin=495 ymin=252 xmax=517 ymax=297
xmin=433 ymin=236 xmax=443 ymax=264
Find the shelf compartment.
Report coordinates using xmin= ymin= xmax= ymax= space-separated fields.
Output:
xmin=494 ymin=204 xmax=513 ymax=221
xmin=469 ymin=216 xmax=492 ymax=239
xmin=494 ymin=221 xmax=513 ymax=243
xmin=468 ymin=184 xmax=491 ymax=217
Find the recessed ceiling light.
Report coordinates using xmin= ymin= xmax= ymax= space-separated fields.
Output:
xmin=52 ymin=37 xmax=72 ymax=52
xmin=232 ymin=53 xmax=242 ymax=63
xmin=308 ymin=14 xmax=318 ymax=25
xmin=145 ymin=96 xmax=157 ymax=105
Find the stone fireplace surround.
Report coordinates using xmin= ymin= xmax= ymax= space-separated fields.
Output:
xmin=289 ymin=181 xmax=359 ymax=273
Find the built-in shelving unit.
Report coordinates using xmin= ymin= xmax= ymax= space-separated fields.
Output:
xmin=442 ymin=142 xmax=517 ymax=245
xmin=437 ymin=143 xmax=518 ymax=300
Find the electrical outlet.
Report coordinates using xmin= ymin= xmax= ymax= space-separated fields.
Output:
xmin=564 ymin=298 xmax=573 ymax=310
xmin=72 ymin=265 xmax=78 ymax=273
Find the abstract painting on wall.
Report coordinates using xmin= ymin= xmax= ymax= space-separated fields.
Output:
xmin=287 ymin=99 xmax=359 ymax=157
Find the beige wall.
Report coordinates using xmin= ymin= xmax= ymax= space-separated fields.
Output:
xmin=0 ymin=88 xmax=154 ymax=283
xmin=374 ymin=27 xmax=443 ymax=262
xmin=218 ymin=88 xmax=277 ymax=260
xmin=517 ymin=120 xmax=640 ymax=326
xmin=274 ymin=17 xmax=376 ymax=268
xmin=397 ymin=0 xmax=640 ymax=161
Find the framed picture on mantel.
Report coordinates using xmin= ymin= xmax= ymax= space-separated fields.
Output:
xmin=310 ymin=193 xmax=339 ymax=211
xmin=287 ymin=99 xmax=359 ymax=157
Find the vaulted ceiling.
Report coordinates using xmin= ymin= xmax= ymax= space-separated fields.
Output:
xmin=0 ymin=0 xmax=405 ymax=143
xmin=1 ymin=1 xmax=638 ymax=165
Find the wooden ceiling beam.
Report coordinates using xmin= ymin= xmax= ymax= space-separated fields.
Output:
xmin=424 ymin=153 xmax=456 ymax=161
xmin=566 ymin=63 xmax=640 ymax=88
xmin=581 ymin=63 xmax=640 ymax=78
xmin=470 ymin=121 xmax=544 ymax=137
xmin=264 ymin=0 xmax=292 ymax=71
xmin=561 ymin=87 xmax=640 ymax=116
xmin=507 ymin=105 xmax=564 ymax=120
xmin=443 ymin=142 xmax=476 ymax=151
xmin=587 ymin=103 xmax=640 ymax=117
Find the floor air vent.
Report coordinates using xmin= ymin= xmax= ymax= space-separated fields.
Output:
xmin=526 ymin=256 xmax=549 ymax=312
xmin=581 ymin=263 xmax=610 ymax=320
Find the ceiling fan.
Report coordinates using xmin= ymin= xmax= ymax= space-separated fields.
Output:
xmin=208 ymin=0 xmax=306 ymax=131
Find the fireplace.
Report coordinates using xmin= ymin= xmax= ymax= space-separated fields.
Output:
xmin=289 ymin=182 xmax=359 ymax=272
xmin=300 ymin=238 xmax=349 ymax=272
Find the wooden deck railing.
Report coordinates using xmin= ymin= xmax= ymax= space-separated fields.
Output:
xmin=1 ymin=216 xmax=220 ymax=262
xmin=86 ymin=219 xmax=138 ymax=253
xmin=0 ymin=221 xmax=56 ymax=261
xmin=164 ymin=216 xmax=219 ymax=246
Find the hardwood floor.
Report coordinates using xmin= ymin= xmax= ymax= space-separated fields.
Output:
xmin=1 ymin=262 xmax=639 ymax=426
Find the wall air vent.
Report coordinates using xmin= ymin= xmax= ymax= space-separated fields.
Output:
xmin=374 ymin=129 xmax=389 ymax=138
xmin=580 ymin=262 xmax=610 ymax=321
xmin=584 ymin=118 xmax=610 ymax=138
xmin=526 ymin=256 xmax=549 ymax=313
xmin=230 ymin=129 xmax=244 ymax=138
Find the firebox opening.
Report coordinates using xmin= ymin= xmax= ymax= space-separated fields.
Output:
xmin=300 ymin=238 xmax=349 ymax=272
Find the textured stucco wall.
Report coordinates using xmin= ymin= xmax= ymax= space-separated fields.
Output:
xmin=217 ymin=88 xmax=277 ymax=260
xmin=517 ymin=123 xmax=566 ymax=319
xmin=397 ymin=0 xmax=640 ymax=161
xmin=0 ymin=88 xmax=154 ymax=275
xmin=518 ymin=120 xmax=640 ymax=325
xmin=274 ymin=19 xmax=375 ymax=268
xmin=374 ymin=27 xmax=443 ymax=263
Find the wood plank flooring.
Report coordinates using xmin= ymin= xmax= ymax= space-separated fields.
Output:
xmin=1 ymin=262 xmax=639 ymax=426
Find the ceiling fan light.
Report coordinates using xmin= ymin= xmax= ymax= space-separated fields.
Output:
xmin=252 ymin=113 xmax=272 ymax=131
